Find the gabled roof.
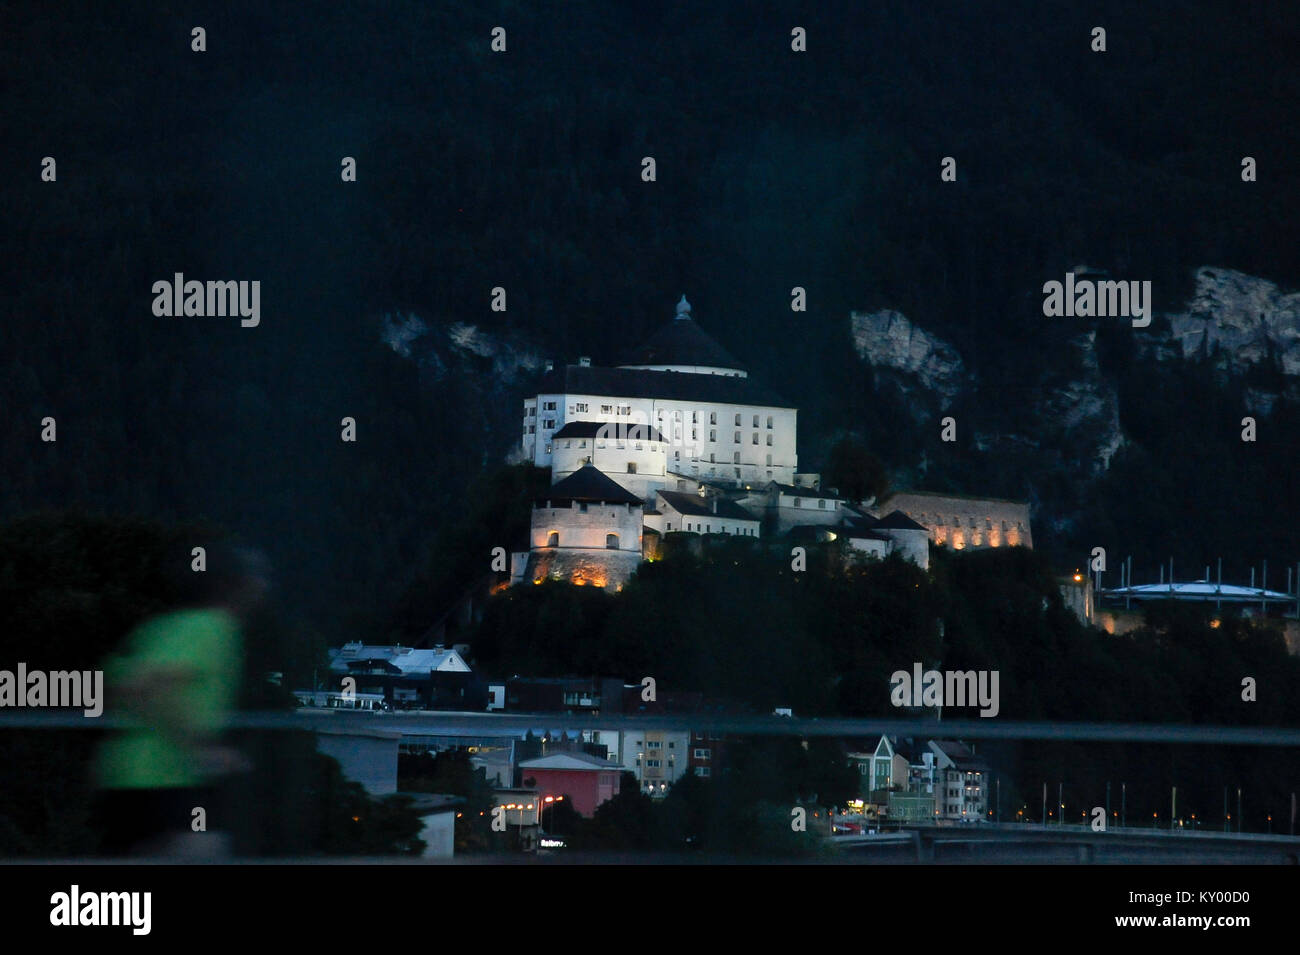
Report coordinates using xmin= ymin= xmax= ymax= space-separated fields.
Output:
xmin=538 ymin=364 xmax=790 ymax=408
xmin=552 ymin=420 xmax=666 ymax=442
xmin=538 ymin=464 xmax=643 ymax=506
xmin=328 ymin=643 xmax=471 ymax=674
xmin=930 ymin=740 xmax=989 ymax=771
xmin=519 ymin=752 xmax=623 ymax=771
xmin=841 ymin=513 xmax=879 ymax=533
xmin=656 ymin=490 xmax=759 ymax=522
xmin=874 ymin=510 xmax=928 ymax=531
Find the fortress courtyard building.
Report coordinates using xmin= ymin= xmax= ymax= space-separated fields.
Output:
xmin=873 ymin=491 xmax=1033 ymax=550
xmin=522 ymin=296 xmax=799 ymax=494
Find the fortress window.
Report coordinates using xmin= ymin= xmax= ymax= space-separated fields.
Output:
xmin=794 ymin=499 xmax=802 ymax=508
xmin=606 ymin=534 xmax=619 ymax=549
xmin=766 ymin=434 xmax=773 ymax=446
xmin=735 ymin=414 xmax=741 ymax=426
xmin=753 ymin=415 xmax=759 ymax=427
xmin=579 ymin=502 xmax=588 ymax=513
xmin=547 ymin=532 xmax=559 ymax=548
xmin=766 ymin=454 xmax=772 ymax=466
xmin=601 ymin=404 xmax=612 ymax=413
xmin=692 ymin=412 xmax=698 ymax=423
xmin=818 ymin=499 xmax=826 ymax=509
xmin=733 ymin=452 xmax=740 ymax=464
xmin=767 ymin=416 xmax=773 ymax=428
xmin=710 ymin=429 xmax=716 ymax=442
xmin=627 ymin=462 xmax=637 ymax=474
xmin=752 ymin=433 xmax=758 ymax=444
xmin=575 ymin=403 xmax=588 ymax=412
xmin=710 ymin=453 xmax=716 ymax=463
xmin=734 ymin=431 xmax=741 ymax=443
xmin=710 ymin=412 xmax=717 ymax=425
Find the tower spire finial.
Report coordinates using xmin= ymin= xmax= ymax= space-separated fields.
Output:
xmin=675 ymin=294 xmax=691 ymax=320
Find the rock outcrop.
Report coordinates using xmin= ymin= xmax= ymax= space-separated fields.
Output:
xmin=1164 ymin=267 xmax=1300 ymax=375
xmin=849 ymin=309 xmax=966 ymax=403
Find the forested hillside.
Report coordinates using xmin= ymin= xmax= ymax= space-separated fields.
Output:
xmin=4 ymin=1 xmax=1298 ymax=643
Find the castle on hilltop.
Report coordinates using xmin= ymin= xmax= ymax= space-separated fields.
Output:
xmin=514 ymin=297 xmax=1031 ymax=589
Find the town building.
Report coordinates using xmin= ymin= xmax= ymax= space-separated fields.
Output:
xmin=620 ymin=728 xmax=692 ymax=796
xmin=929 ymin=740 xmax=990 ymax=822
xmin=317 ymin=643 xmax=479 ymax=710
xmin=518 ymin=752 xmax=623 ymax=817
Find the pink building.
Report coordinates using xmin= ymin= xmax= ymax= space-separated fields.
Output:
xmin=518 ymin=753 xmax=622 ymax=817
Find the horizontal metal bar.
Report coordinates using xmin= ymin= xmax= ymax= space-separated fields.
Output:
xmin=1 ymin=709 xmax=1300 ymax=745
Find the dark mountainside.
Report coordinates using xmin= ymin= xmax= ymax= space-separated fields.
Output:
xmin=4 ymin=1 xmax=1299 ymax=650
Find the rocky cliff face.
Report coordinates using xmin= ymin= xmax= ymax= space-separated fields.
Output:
xmin=1019 ymin=330 xmax=1124 ymax=474
xmin=849 ymin=309 xmax=1123 ymax=474
xmin=1163 ymin=267 xmax=1300 ymax=375
xmin=849 ymin=309 xmax=965 ymax=404
xmin=851 ymin=267 xmax=1299 ymax=479
xmin=381 ymin=312 xmax=544 ymax=466
xmin=381 ymin=312 xmax=544 ymax=383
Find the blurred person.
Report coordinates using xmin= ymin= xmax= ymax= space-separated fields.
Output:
xmin=93 ymin=544 xmax=268 ymax=856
